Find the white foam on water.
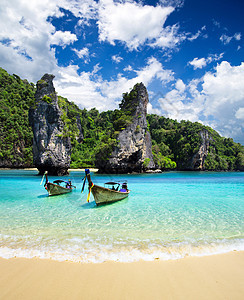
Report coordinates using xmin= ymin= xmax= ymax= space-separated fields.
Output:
xmin=0 ymin=236 xmax=243 ymax=263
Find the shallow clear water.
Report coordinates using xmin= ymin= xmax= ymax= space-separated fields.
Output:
xmin=0 ymin=170 xmax=243 ymax=262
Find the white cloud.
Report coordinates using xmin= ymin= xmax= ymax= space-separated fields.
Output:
xmin=147 ymin=102 xmax=161 ymax=115
xmin=187 ymin=26 xmax=207 ymax=42
xmin=0 ymin=5 xmax=60 ymax=81
xmin=154 ymin=61 xmax=244 ymax=143
xmin=208 ymin=52 xmax=224 ymax=63
xmin=189 ymin=53 xmax=224 ymax=69
xmin=65 ymin=0 xmax=98 ymax=24
xmin=189 ymin=57 xmax=207 ymax=69
xmin=73 ymin=47 xmax=89 ymax=58
xmin=98 ymin=57 xmax=174 ymax=105
xmin=0 ymin=0 xmax=97 ymax=81
xmin=73 ymin=47 xmax=90 ymax=63
xmin=1 ymin=0 xmax=243 ymax=145
xmin=220 ymin=34 xmax=232 ymax=45
xmin=137 ymin=57 xmax=174 ymax=85
xmin=0 ymin=0 xmax=174 ymax=111
xmin=0 ymin=0 xmax=58 ymax=79
xmin=187 ymin=30 xmax=201 ymax=42
xmin=175 ymin=79 xmax=185 ymax=92
xmin=235 ymin=108 xmax=244 ymax=120
xmin=54 ymin=57 xmax=174 ymax=111
xmin=202 ymin=61 xmax=244 ymax=118
xmin=112 ymin=55 xmax=123 ymax=63
xmin=97 ymin=0 xmax=177 ymax=50
xmin=149 ymin=24 xmax=186 ymax=49
xmin=123 ymin=65 xmax=133 ymax=72
xmin=50 ymin=30 xmax=77 ymax=47
xmin=220 ymin=32 xmax=241 ymax=45
xmin=234 ymin=32 xmax=241 ymax=41
xmin=54 ymin=64 xmax=109 ymax=110
xmin=158 ymin=78 xmax=203 ymax=123
xmin=0 ymin=0 xmax=179 ymax=85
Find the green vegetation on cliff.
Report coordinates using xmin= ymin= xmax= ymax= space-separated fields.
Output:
xmin=0 ymin=67 xmax=243 ymax=171
xmin=119 ymin=83 xmax=139 ymax=115
xmin=205 ymin=128 xmax=244 ymax=171
xmin=0 ymin=68 xmax=35 ymax=167
xmin=147 ymin=115 xmax=244 ymax=171
xmin=58 ymin=99 xmax=117 ymax=168
xmin=57 ymin=86 xmax=143 ymax=168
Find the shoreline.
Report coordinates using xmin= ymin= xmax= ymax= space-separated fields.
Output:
xmin=0 ymin=168 xmax=99 ymax=172
xmin=1 ymin=251 xmax=244 ymax=300
xmin=1 ymin=167 xmax=243 ymax=173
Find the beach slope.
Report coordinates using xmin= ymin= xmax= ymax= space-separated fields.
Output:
xmin=0 ymin=251 xmax=244 ymax=300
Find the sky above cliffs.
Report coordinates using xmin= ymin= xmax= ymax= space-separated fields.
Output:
xmin=0 ymin=0 xmax=244 ymax=144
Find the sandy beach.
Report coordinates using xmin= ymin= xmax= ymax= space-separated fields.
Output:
xmin=0 ymin=251 xmax=243 ymax=300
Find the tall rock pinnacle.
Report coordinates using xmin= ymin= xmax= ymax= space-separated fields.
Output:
xmin=97 ymin=83 xmax=155 ymax=173
xmin=29 ymin=74 xmax=71 ymax=176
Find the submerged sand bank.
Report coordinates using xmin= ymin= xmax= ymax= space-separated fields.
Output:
xmin=0 ymin=251 xmax=243 ymax=300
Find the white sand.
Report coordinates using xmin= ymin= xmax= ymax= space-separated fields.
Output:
xmin=0 ymin=251 xmax=244 ymax=300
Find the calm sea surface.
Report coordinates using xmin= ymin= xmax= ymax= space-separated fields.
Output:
xmin=0 ymin=170 xmax=243 ymax=263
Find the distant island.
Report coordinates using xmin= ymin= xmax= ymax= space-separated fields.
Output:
xmin=0 ymin=67 xmax=243 ymax=175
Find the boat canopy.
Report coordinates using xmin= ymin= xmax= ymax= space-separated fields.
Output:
xmin=53 ymin=180 xmax=65 ymax=184
xmin=105 ymin=182 xmax=120 ymax=185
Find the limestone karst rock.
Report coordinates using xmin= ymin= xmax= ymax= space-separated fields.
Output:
xmin=97 ymin=83 xmax=155 ymax=173
xmin=188 ymin=129 xmax=212 ymax=170
xmin=29 ymin=74 xmax=71 ymax=176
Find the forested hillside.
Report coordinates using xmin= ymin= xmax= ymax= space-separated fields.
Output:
xmin=0 ymin=68 xmax=35 ymax=167
xmin=0 ymin=68 xmax=243 ymax=171
xmin=147 ymin=115 xmax=244 ymax=171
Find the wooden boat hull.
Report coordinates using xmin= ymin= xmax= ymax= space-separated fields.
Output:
xmin=46 ymin=182 xmax=73 ymax=196
xmin=91 ymin=184 xmax=129 ymax=206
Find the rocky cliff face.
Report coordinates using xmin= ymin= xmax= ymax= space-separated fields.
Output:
xmin=29 ymin=74 xmax=71 ymax=175
xmin=189 ymin=129 xmax=212 ymax=170
xmin=98 ymin=83 xmax=155 ymax=173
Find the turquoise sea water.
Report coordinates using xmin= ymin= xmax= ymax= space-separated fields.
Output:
xmin=0 ymin=170 xmax=243 ymax=263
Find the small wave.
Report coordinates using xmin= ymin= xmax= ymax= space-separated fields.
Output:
xmin=0 ymin=238 xmax=243 ymax=263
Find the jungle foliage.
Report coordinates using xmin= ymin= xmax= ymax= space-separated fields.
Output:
xmin=0 ymin=67 xmax=243 ymax=171
xmin=147 ymin=114 xmax=244 ymax=171
xmin=0 ymin=68 xmax=35 ymax=167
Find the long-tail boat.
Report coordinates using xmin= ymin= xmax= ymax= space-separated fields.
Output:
xmin=43 ymin=172 xmax=75 ymax=196
xmin=82 ymin=169 xmax=130 ymax=205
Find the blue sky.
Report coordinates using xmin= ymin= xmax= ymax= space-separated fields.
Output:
xmin=0 ymin=0 xmax=244 ymax=144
